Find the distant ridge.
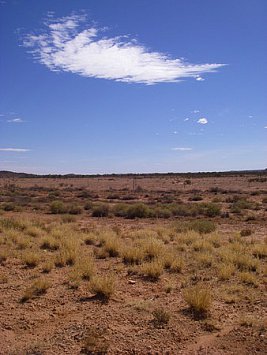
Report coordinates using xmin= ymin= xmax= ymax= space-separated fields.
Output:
xmin=0 ymin=169 xmax=266 ymax=179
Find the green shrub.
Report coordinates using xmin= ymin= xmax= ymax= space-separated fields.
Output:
xmin=126 ymin=203 xmax=150 ymax=219
xmin=187 ymin=219 xmax=216 ymax=234
xmin=68 ymin=204 xmax=82 ymax=215
xmin=50 ymin=201 xmax=67 ymax=214
xmin=92 ymin=204 xmax=109 ymax=217
xmin=204 ymin=203 xmax=221 ymax=217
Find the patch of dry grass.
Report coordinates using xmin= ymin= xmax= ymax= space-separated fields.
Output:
xmin=139 ymin=259 xmax=164 ymax=281
xmin=183 ymin=284 xmax=212 ymax=317
xmin=88 ymin=275 xmax=115 ymax=301
xmin=21 ymin=278 xmax=50 ymax=302
xmin=22 ymin=251 xmax=40 ymax=268
xmin=217 ymin=263 xmax=235 ymax=280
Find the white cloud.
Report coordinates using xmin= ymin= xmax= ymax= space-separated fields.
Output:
xmin=196 ymin=76 xmax=205 ymax=81
xmin=184 ymin=117 xmax=190 ymax=121
xmin=173 ymin=131 xmax=178 ymax=134
xmin=192 ymin=110 xmax=200 ymax=113
xmin=23 ymin=15 xmax=225 ymax=85
xmin=0 ymin=148 xmax=30 ymax=152
xmin=172 ymin=147 xmax=192 ymax=151
xmin=197 ymin=117 xmax=208 ymax=125
xmin=7 ymin=118 xmax=24 ymax=123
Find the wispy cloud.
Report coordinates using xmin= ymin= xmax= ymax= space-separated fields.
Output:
xmin=172 ymin=147 xmax=192 ymax=151
xmin=23 ymin=14 xmax=225 ymax=85
xmin=0 ymin=148 xmax=31 ymax=152
xmin=7 ymin=118 xmax=24 ymax=123
xmin=196 ymin=76 xmax=205 ymax=81
xmin=197 ymin=117 xmax=208 ymax=125
xmin=192 ymin=110 xmax=200 ymax=113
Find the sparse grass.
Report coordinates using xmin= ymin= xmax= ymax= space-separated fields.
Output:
xmin=139 ymin=259 xmax=164 ymax=281
xmin=122 ymin=245 xmax=146 ymax=265
xmin=141 ymin=238 xmax=164 ymax=260
xmin=101 ymin=233 xmax=120 ymax=257
xmin=239 ymin=272 xmax=259 ymax=287
xmin=82 ymin=327 xmax=109 ymax=354
xmin=21 ymin=278 xmax=50 ymax=302
xmin=40 ymin=236 xmax=59 ymax=251
xmin=0 ymin=182 xmax=266 ymax=353
xmin=183 ymin=285 xmax=212 ymax=317
xmin=88 ymin=275 xmax=115 ymax=301
xmin=72 ymin=256 xmax=95 ymax=280
xmin=218 ymin=263 xmax=235 ymax=280
xmin=0 ymin=250 xmax=8 ymax=264
xmin=55 ymin=236 xmax=79 ymax=267
xmin=196 ymin=253 xmax=213 ymax=268
xmin=233 ymin=254 xmax=259 ymax=272
xmin=83 ymin=232 xmax=97 ymax=245
xmin=169 ymin=257 xmax=184 ymax=273
xmin=152 ymin=307 xmax=170 ymax=328
xmin=22 ymin=251 xmax=40 ymax=268
xmin=252 ymin=244 xmax=267 ymax=259
xmin=42 ymin=260 xmax=54 ymax=273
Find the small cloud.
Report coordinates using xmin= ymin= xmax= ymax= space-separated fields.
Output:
xmin=172 ymin=147 xmax=192 ymax=151
xmin=197 ymin=117 xmax=208 ymax=125
xmin=184 ymin=118 xmax=190 ymax=121
xmin=7 ymin=118 xmax=24 ymax=123
xmin=192 ymin=110 xmax=200 ymax=113
xmin=196 ymin=76 xmax=205 ymax=81
xmin=173 ymin=131 xmax=178 ymax=134
xmin=249 ymin=115 xmax=253 ymax=118
xmin=0 ymin=148 xmax=31 ymax=152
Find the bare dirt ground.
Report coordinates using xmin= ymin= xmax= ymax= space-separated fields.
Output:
xmin=0 ymin=173 xmax=266 ymax=354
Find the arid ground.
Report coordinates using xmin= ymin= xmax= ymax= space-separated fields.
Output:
xmin=0 ymin=172 xmax=266 ymax=354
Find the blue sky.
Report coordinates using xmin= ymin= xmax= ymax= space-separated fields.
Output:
xmin=0 ymin=0 xmax=266 ymax=174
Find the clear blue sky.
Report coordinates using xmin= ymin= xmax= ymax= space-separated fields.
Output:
xmin=0 ymin=0 xmax=266 ymax=174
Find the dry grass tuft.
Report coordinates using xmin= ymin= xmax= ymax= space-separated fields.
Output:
xmin=122 ymin=245 xmax=146 ymax=265
xmin=152 ymin=307 xmax=170 ymax=328
xmin=22 ymin=251 xmax=40 ymax=268
xmin=21 ymin=278 xmax=50 ymax=302
xmin=89 ymin=275 xmax=115 ymax=301
xmin=239 ymin=272 xmax=259 ymax=287
xmin=82 ymin=327 xmax=109 ymax=354
xmin=183 ymin=284 xmax=212 ymax=317
xmin=218 ymin=263 xmax=235 ymax=280
xmin=139 ymin=259 xmax=164 ymax=281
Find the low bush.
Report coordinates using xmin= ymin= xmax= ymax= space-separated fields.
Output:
xmin=50 ymin=201 xmax=67 ymax=214
xmin=125 ymin=203 xmax=150 ymax=219
xmin=92 ymin=204 xmax=109 ymax=217
xmin=187 ymin=220 xmax=216 ymax=234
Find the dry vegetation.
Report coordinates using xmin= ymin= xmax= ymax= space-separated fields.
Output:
xmin=0 ymin=172 xmax=266 ymax=354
